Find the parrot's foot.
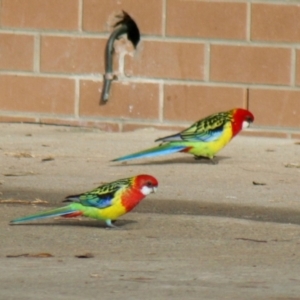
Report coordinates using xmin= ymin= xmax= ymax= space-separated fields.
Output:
xmin=194 ymin=155 xmax=218 ymax=165
xmin=105 ymin=219 xmax=121 ymax=229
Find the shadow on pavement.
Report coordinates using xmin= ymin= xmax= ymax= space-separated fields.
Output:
xmin=2 ymin=188 xmax=300 ymax=226
xmin=109 ymin=156 xmax=231 ymax=166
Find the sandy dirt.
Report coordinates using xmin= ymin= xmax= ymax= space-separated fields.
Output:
xmin=1 ymin=123 xmax=300 ymax=299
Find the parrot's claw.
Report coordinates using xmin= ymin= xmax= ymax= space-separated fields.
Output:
xmin=194 ymin=155 xmax=218 ymax=165
xmin=105 ymin=219 xmax=121 ymax=229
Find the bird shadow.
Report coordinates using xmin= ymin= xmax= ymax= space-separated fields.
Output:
xmin=137 ymin=199 xmax=300 ymax=226
xmin=9 ymin=219 xmax=137 ymax=229
xmin=110 ymin=155 xmax=230 ymax=166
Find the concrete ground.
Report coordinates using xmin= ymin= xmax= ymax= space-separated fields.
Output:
xmin=1 ymin=123 xmax=300 ymax=300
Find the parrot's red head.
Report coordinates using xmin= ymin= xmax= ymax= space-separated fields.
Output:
xmin=231 ymin=108 xmax=254 ymax=137
xmin=134 ymin=174 xmax=158 ymax=195
xmin=121 ymin=174 xmax=158 ymax=213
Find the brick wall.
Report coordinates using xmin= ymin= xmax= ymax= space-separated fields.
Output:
xmin=0 ymin=0 xmax=300 ymax=138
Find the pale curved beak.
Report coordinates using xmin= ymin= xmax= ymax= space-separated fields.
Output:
xmin=152 ymin=187 xmax=157 ymax=193
xmin=242 ymin=120 xmax=251 ymax=129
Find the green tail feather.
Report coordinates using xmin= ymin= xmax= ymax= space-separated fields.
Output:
xmin=10 ymin=205 xmax=78 ymax=224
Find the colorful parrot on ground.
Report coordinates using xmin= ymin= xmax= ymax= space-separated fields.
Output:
xmin=10 ymin=174 xmax=158 ymax=228
xmin=112 ymin=108 xmax=254 ymax=164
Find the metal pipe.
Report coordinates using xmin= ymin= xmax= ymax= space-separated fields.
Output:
xmin=100 ymin=11 xmax=140 ymax=104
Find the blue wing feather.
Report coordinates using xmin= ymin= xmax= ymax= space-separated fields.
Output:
xmin=65 ymin=192 xmax=116 ymax=208
xmin=188 ymin=126 xmax=224 ymax=142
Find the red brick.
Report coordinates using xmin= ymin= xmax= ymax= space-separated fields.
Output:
xmin=252 ymin=4 xmax=300 ymax=42
xmin=80 ymin=80 xmax=159 ymax=120
xmin=41 ymin=36 xmax=106 ymax=73
xmin=0 ymin=33 xmax=34 ymax=71
xmin=125 ymin=41 xmax=205 ymax=80
xmin=210 ymin=45 xmax=291 ymax=85
xmin=83 ymin=0 xmax=163 ymax=35
xmin=249 ymin=89 xmax=300 ymax=128
xmin=0 ymin=75 xmax=75 ymax=114
xmin=164 ymin=85 xmax=246 ymax=122
xmin=167 ymin=0 xmax=247 ymax=40
xmin=291 ymin=133 xmax=300 ymax=140
xmin=0 ymin=115 xmax=37 ymax=124
xmin=1 ymin=0 xmax=79 ymax=30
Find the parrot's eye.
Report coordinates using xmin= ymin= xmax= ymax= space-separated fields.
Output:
xmin=246 ymin=115 xmax=253 ymax=122
xmin=146 ymin=181 xmax=153 ymax=187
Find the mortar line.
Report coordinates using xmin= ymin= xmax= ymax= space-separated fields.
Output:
xmin=74 ymin=78 xmax=80 ymax=118
xmin=159 ymin=81 xmax=164 ymax=123
xmin=1 ymin=70 xmax=300 ymax=91
xmin=162 ymin=0 xmax=167 ymax=37
xmin=246 ymin=1 xmax=251 ymax=42
xmin=290 ymin=47 xmax=296 ymax=87
xmin=33 ymin=34 xmax=41 ymax=73
xmin=204 ymin=43 xmax=210 ymax=82
xmin=78 ymin=0 xmax=83 ymax=32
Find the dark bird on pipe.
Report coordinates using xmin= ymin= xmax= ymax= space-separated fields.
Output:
xmin=101 ymin=11 xmax=140 ymax=103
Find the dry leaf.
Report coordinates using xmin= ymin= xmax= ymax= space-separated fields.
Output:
xmin=6 ymin=254 xmax=29 ymax=258
xmin=235 ymin=238 xmax=267 ymax=243
xmin=90 ymin=273 xmax=101 ymax=278
xmin=285 ymin=163 xmax=300 ymax=168
xmin=75 ymin=253 xmax=94 ymax=258
xmin=28 ymin=253 xmax=53 ymax=258
xmin=41 ymin=156 xmax=55 ymax=162
xmin=252 ymin=181 xmax=266 ymax=186
xmin=131 ymin=277 xmax=153 ymax=281
xmin=7 ymin=253 xmax=53 ymax=258
xmin=0 ymin=198 xmax=48 ymax=204
xmin=5 ymin=152 xmax=34 ymax=158
xmin=32 ymin=198 xmax=48 ymax=204
xmin=3 ymin=171 xmax=36 ymax=177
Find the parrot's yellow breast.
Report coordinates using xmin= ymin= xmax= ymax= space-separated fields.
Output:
xmin=187 ymin=123 xmax=233 ymax=158
xmin=81 ymin=195 xmax=127 ymax=221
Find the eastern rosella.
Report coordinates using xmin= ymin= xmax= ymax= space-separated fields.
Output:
xmin=10 ymin=174 xmax=158 ymax=228
xmin=112 ymin=108 xmax=254 ymax=163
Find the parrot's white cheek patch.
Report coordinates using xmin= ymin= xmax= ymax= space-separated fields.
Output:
xmin=141 ymin=186 xmax=157 ymax=196
xmin=242 ymin=121 xmax=250 ymax=129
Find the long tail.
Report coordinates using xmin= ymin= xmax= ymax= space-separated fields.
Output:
xmin=10 ymin=205 xmax=83 ymax=224
xmin=112 ymin=143 xmax=187 ymax=162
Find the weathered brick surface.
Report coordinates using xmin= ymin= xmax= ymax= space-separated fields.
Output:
xmin=167 ymin=0 xmax=247 ymax=40
xmin=249 ymin=89 xmax=300 ymax=128
xmin=83 ymin=0 xmax=163 ymax=35
xmin=126 ymin=41 xmax=205 ymax=80
xmin=252 ymin=3 xmax=300 ymax=42
xmin=41 ymin=36 xmax=106 ymax=73
xmin=0 ymin=75 xmax=75 ymax=114
xmin=164 ymin=85 xmax=246 ymax=122
xmin=0 ymin=0 xmax=300 ymax=134
xmin=210 ymin=45 xmax=292 ymax=85
xmin=1 ymin=0 xmax=79 ymax=30
xmin=0 ymin=33 xmax=34 ymax=71
xmin=80 ymin=81 xmax=159 ymax=120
